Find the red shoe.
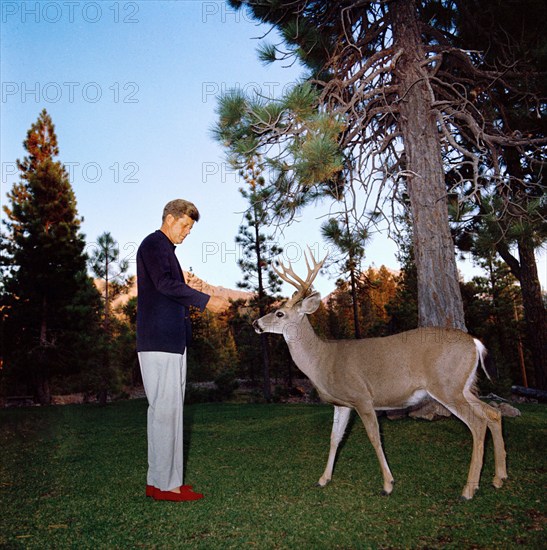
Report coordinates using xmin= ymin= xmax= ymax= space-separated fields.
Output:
xmin=152 ymin=486 xmax=204 ymax=502
xmin=146 ymin=484 xmax=193 ymax=497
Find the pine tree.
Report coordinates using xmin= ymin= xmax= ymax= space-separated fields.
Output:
xmin=235 ymin=156 xmax=283 ymax=400
xmin=445 ymin=0 xmax=547 ymax=389
xmin=462 ymin=256 xmax=526 ymax=394
xmin=217 ymin=1 xmax=467 ymax=331
xmin=187 ymin=307 xmax=239 ymax=385
xmin=385 ymin=224 xmax=419 ymax=334
xmin=87 ymin=231 xmax=133 ymax=404
xmin=321 ymin=210 xmax=369 ymax=339
xmin=362 ymin=266 xmax=398 ymax=336
xmin=0 ymin=109 xmax=99 ymax=404
xmin=88 ymin=231 xmax=132 ymax=333
xmin=453 ymin=202 xmax=546 ymax=389
xmin=219 ymin=1 xmax=545 ymax=335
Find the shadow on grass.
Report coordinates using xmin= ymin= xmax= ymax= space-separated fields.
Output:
xmin=183 ymin=401 xmax=196 ymax=482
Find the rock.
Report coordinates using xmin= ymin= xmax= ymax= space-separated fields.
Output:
xmin=489 ymin=401 xmax=521 ymax=417
xmin=51 ymin=394 xmax=84 ymax=405
xmin=408 ymin=400 xmax=452 ymax=421
xmin=499 ymin=402 xmax=521 ymax=417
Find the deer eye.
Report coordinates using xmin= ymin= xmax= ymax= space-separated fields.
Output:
xmin=275 ymin=311 xmax=285 ymax=318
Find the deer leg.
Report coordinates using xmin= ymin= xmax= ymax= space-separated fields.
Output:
xmin=471 ymin=397 xmax=507 ymax=489
xmin=431 ymin=393 xmax=488 ymax=500
xmin=461 ymin=415 xmax=487 ymax=500
xmin=487 ymin=406 xmax=507 ymax=489
xmin=317 ymin=405 xmax=352 ymax=487
xmin=356 ymin=406 xmax=394 ymax=495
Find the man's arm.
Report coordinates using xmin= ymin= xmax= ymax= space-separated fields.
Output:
xmin=139 ymin=240 xmax=210 ymax=310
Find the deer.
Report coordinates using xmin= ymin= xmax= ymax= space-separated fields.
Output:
xmin=253 ymin=248 xmax=507 ymax=500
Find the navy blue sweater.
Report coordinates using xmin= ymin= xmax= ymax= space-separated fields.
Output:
xmin=136 ymin=230 xmax=210 ymax=354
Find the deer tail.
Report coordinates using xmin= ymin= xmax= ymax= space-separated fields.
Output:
xmin=474 ymin=338 xmax=496 ymax=381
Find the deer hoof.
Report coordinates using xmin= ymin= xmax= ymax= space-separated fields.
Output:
xmin=461 ymin=483 xmax=478 ymax=500
xmin=315 ymin=479 xmax=330 ymax=488
xmin=492 ymin=476 xmax=506 ymax=489
xmin=380 ymin=479 xmax=395 ymax=496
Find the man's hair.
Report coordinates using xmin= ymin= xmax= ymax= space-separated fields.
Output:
xmin=162 ymin=199 xmax=200 ymax=223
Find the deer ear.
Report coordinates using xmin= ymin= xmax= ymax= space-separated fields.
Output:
xmin=299 ymin=291 xmax=322 ymax=314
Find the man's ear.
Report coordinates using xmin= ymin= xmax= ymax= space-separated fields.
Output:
xmin=298 ymin=291 xmax=322 ymax=314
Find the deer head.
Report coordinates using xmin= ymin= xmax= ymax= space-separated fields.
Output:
xmin=253 ymin=247 xmax=326 ymax=337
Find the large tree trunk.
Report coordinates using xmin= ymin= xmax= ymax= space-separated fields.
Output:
xmin=517 ymin=236 xmax=547 ymax=390
xmin=254 ymin=210 xmax=271 ymax=401
xmin=498 ymin=146 xmax=547 ymax=390
xmin=35 ymin=296 xmax=52 ymax=405
xmin=349 ymin=264 xmax=361 ymax=339
xmin=391 ymin=0 xmax=466 ymax=330
xmin=33 ymin=368 xmax=51 ymax=406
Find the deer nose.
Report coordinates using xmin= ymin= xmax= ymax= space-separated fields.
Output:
xmin=252 ymin=320 xmax=263 ymax=333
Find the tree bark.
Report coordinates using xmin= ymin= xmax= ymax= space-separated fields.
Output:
xmin=490 ymin=139 xmax=547 ymax=389
xmin=33 ymin=367 xmax=51 ymax=406
xmin=254 ymin=206 xmax=271 ymax=401
xmin=349 ymin=264 xmax=361 ymax=339
xmin=391 ymin=0 xmax=466 ymax=330
xmin=35 ymin=296 xmax=52 ymax=405
xmin=498 ymin=143 xmax=547 ymax=390
xmin=517 ymin=236 xmax=547 ymax=390
xmin=494 ymin=224 xmax=546 ymax=390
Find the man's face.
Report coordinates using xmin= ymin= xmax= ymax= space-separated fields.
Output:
xmin=163 ymin=214 xmax=195 ymax=245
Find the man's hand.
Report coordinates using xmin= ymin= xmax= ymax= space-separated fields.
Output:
xmin=206 ymin=295 xmax=225 ymax=312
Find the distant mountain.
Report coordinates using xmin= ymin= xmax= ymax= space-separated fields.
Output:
xmin=98 ymin=264 xmax=399 ymax=315
xmin=182 ymin=271 xmax=251 ymax=312
xmin=99 ymin=272 xmax=252 ymax=314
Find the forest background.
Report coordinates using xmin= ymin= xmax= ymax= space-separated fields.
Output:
xmin=1 ymin=0 xmax=545 ymax=406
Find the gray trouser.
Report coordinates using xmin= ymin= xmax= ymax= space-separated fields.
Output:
xmin=138 ymin=351 xmax=187 ymax=491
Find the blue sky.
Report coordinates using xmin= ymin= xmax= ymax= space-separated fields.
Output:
xmin=1 ymin=0 xmax=545 ymax=296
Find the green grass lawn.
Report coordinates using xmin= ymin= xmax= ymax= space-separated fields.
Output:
xmin=1 ymin=400 xmax=545 ymax=549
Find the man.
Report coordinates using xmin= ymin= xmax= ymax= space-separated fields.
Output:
xmin=137 ymin=199 xmax=222 ymax=502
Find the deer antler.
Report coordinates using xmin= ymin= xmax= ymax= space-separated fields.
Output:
xmin=273 ymin=246 xmax=327 ymax=307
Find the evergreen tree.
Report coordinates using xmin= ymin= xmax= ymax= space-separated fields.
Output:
xmin=87 ymin=231 xmax=133 ymax=404
xmin=462 ymin=256 xmax=526 ymax=394
xmin=216 ymin=1 xmax=465 ymax=331
xmin=321 ymin=211 xmax=369 ymax=339
xmin=385 ymin=226 xmax=419 ymax=334
xmin=361 ymin=266 xmax=398 ymax=336
xmin=218 ymin=0 xmax=545 ymax=336
xmin=444 ymin=0 xmax=547 ymax=389
xmin=235 ymin=155 xmax=283 ymax=400
xmin=325 ymin=279 xmax=356 ymax=340
xmin=88 ymin=231 xmax=132 ymax=333
xmin=0 ymin=109 xmax=99 ymax=404
xmin=325 ymin=266 xmax=398 ymax=339
xmin=120 ymin=296 xmax=139 ymax=386
xmin=226 ymin=299 xmax=261 ymax=383
xmin=187 ymin=307 xmax=239 ymax=384
xmin=452 ymin=200 xmax=546 ymax=389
